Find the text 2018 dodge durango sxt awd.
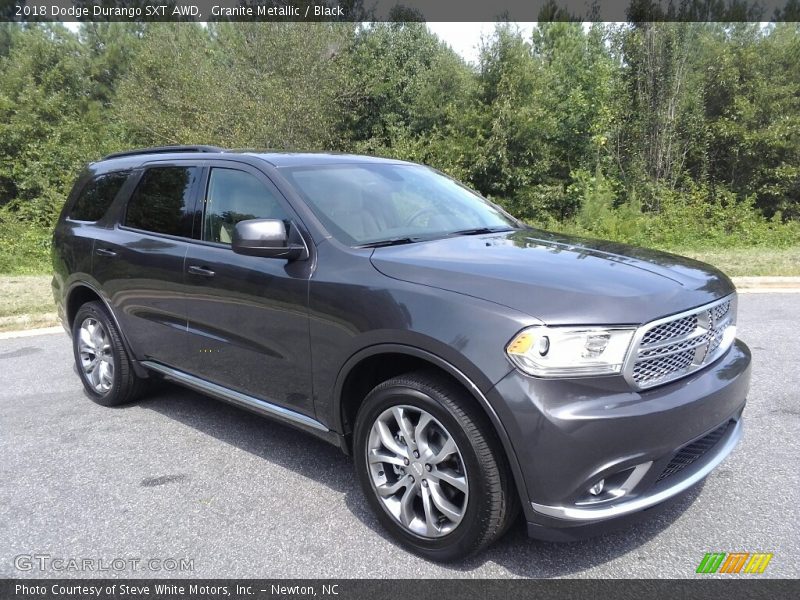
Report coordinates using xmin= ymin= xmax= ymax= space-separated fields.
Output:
xmin=52 ymin=146 xmax=750 ymax=561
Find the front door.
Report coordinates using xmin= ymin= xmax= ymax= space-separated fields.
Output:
xmin=183 ymin=164 xmax=315 ymax=418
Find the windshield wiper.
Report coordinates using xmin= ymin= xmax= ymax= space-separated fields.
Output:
xmin=359 ymin=227 xmax=515 ymax=248
xmin=447 ymin=226 xmax=515 ymax=237
xmin=357 ymin=237 xmax=422 ymax=248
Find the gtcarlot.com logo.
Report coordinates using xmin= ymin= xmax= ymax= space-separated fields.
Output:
xmin=696 ymin=552 xmax=773 ymax=574
xmin=14 ymin=554 xmax=194 ymax=573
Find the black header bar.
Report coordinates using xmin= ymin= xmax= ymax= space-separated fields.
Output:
xmin=3 ymin=0 xmax=800 ymax=23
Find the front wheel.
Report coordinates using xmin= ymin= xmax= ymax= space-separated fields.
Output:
xmin=353 ymin=371 xmax=518 ymax=561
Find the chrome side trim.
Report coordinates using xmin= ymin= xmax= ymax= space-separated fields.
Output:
xmin=531 ymin=419 xmax=743 ymax=522
xmin=141 ymin=361 xmax=328 ymax=432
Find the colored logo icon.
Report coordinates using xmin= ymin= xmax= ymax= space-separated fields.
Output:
xmin=696 ymin=552 xmax=773 ymax=574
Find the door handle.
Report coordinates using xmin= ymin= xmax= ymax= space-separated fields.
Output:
xmin=187 ymin=265 xmax=215 ymax=277
xmin=95 ymin=248 xmax=117 ymax=257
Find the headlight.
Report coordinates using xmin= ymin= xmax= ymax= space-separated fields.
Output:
xmin=506 ymin=325 xmax=635 ymax=377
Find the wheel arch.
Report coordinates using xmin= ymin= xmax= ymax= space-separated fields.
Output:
xmin=65 ymin=281 xmax=149 ymax=378
xmin=333 ymin=344 xmax=530 ymax=504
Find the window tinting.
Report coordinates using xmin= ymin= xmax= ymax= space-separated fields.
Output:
xmin=70 ymin=171 xmax=130 ymax=222
xmin=125 ymin=167 xmax=199 ymax=238
xmin=203 ymin=168 xmax=289 ymax=244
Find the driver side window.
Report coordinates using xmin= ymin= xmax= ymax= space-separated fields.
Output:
xmin=203 ymin=168 xmax=288 ymax=244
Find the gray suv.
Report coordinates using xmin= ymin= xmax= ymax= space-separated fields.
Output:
xmin=52 ymin=146 xmax=751 ymax=561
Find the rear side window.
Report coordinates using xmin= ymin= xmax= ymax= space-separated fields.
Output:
xmin=69 ymin=171 xmax=130 ymax=222
xmin=124 ymin=166 xmax=199 ymax=238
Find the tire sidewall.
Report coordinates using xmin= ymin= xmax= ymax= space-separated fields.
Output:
xmin=72 ymin=303 xmax=122 ymax=406
xmin=354 ymin=382 xmax=492 ymax=561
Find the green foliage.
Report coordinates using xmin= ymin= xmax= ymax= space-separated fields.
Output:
xmin=0 ymin=217 xmax=52 ymax=274
xmin=551 ymin=181 xmax=800 ymax=251
xmin=0 ymin=24 xmax=121 ymax=274
xmin=340 ymin=23 xmax=475 ymax=157
xmin=570 ymin=168 xmax=640 ymax=241
xmin=0 ymin=21 xmax=799 ymax=275
xmin=113 ymin=22 xmax=354 ymax=149
xmin=695 ymin=23 xmax=800 ymax=219
xmin=0 ymin=25 xmax=108 ymax=223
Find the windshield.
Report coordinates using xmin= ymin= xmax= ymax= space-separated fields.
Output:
xmin=281 ymin=163 xmax=519 ymax=246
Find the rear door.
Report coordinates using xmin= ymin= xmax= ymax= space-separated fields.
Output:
xmin=54 ymin=169 xmax=132 ymax=315
xmin=92 ymin=162 xmax=201 ymax=369
xmin=182 ymin=162 xmax=315 ymax=418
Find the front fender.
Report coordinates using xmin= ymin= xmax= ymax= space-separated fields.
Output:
xmin=330 ymin=341 xmax=531 ymax=513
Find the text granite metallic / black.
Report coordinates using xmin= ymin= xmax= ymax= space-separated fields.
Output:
xmin=51 ymin=147 xmax=751 ymax=561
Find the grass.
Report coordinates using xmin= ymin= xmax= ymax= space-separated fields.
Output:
xmin=0 ymin=275 xmax=58 ymax=332
xmin=0 ymin=247 xmax=797 ymax=333
xmin=681 ymin=247 xmax=800 ymax=277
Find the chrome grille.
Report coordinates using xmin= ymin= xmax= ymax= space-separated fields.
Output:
xmin=641 ymin=315 xmax=697 ymax=345
xmin=712 ymin=301 xmax=731 ymax=321
xmin=632 ymin=349 xmax=695 ymax=382
xmin=624 ymin=295 xmax=736 ymax=390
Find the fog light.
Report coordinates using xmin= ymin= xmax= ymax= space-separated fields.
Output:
xmin=589 ymin=479 xmax=604 ymax=496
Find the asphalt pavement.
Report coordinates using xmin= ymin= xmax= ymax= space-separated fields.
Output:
xmin=1 ymin=293 xmax=798 ymax=578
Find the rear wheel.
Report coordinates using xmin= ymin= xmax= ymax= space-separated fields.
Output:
xmin=72 ymin=301 xmax=147 ymax=407
xmin=353 ymin=371 xmax=518 ymax=561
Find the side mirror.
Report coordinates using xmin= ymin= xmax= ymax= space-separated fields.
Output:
xmin=231 ymin=219 xmax=307 ymax=260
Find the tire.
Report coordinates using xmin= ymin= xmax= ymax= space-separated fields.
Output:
xmin=71 ymin=301 xmax=148 ymax=407
xmin=353 ymin=370 xmax=519 ymax=561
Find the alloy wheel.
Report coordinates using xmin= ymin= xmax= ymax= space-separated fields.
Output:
xmin=366 ymin=405 xmax=469 ymax=538
xmin=78 ymin=317 xmax=114 ymax=394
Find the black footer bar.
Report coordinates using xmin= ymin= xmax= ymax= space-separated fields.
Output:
xmin=2 ymin=579 xmax=798 ymax=600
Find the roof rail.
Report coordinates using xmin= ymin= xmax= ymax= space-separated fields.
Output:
xmin=102 ymin=145 xmax=226 ymax=160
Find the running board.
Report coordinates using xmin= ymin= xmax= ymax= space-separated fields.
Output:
xmin=140 ymin=361 xmax=329 ymax=433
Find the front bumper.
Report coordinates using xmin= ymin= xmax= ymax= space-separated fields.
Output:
xmin=530 ymin=417 xmax=741 ymax=522
xmin=487 ymin=338 xmax=751 ymax=536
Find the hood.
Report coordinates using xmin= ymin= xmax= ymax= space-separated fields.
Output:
xmin=369 ymin=229 xmax=735 ymax=325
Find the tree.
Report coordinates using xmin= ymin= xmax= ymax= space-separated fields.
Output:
xmin=619 ymin=22 xmax=705 ymax=206
xmin=80 ymin=22 xmax=145 ymax=106
xmin=697 ymin=23 xmax=800 ymax=218
xmin=113 ymin=22 xmax=353 ymax=150
xmin=471 ymin=23 xmax=549 ymax=214
xmin=0 ymin=24 xmax=106 ymax=223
